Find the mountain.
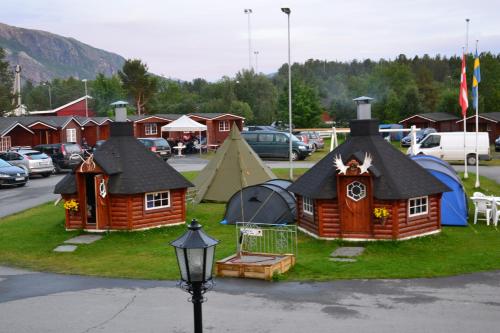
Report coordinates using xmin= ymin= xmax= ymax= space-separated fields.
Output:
xmin=0 ymin=22 xmax=125 ymax=83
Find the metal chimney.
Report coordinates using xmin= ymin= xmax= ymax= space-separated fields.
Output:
xmin=353 ymin=96 xmax=374 ymax=120
xmin=110 ymin=100 xmax=129 ymax=122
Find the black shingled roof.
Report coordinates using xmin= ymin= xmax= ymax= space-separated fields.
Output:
xmin=54 ymin=122 xmax=193 ymax=195
xmin=401 ymin=112 xmax=460 ymax=123
xmin=288 ymin=119 xmax=450 ymax=200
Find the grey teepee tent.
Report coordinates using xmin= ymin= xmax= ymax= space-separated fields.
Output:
xmin=192 ymin=123 xmax=276 ymax=203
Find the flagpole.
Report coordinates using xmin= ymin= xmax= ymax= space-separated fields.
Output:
xmin=462 ymin=47 xmax=468 ymax=179
xmin=475 ymin=40 xmax=480 ymax=188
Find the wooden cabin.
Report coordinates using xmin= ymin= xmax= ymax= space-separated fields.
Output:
xmin=54 ymin=122 xmax=193 ymax=231
xmin=399 ymin=112 xmax=460 ymax=132
xmin=457 ymin=112 xmax=500 ymax=143
xmin=288 ymin=119 xmax=450 ymax=241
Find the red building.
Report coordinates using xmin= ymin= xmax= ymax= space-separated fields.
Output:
xmin=288 ymin=119 xmax=450 ymax=241
xmin=29 ymin=96 xmax=95 ymax=117
xmin=457 ymin=112 xmax=500 ymax=143
xmin=54 ymin=122 xmax=193 ymax=231
xmin=399 ymin=113 xmax=460 ymax=132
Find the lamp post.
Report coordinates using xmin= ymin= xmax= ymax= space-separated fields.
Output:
xmin=82 ymin=79 xmax=88 ymax=117
xmin=171 ymin=219 xmax=219 ymax=333
xmin=281 ymin=7 xmax=292 ymax=180
xmin=244 ymin=9 xmax=253 ymax=71
xmin=42 ymin=82 xmax=52 ymax=109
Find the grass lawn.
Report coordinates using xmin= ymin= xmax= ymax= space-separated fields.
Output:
xmin=0 ymin=170 xmax=499 ymax=281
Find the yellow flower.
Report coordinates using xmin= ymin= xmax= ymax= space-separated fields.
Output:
xmin=64 ymin=199 xmax=79 ymax=212
xmin=373 ymin=207 xmax=389 ymax=219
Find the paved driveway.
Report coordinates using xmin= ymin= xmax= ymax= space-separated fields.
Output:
xmin=1 ymin=266 xmax=499 ymax=333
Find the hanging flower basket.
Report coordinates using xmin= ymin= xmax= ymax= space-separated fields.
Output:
xmin=64 ymin=199 xmax=79 ymax=213
xmin=373 ymin=207 xmax=389 ymax=225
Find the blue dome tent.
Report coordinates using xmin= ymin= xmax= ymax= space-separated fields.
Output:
xmin=411 ymin=155 xmax=468 ymax=226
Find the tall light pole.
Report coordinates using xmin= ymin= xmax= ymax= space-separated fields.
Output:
xmin=82 ymin=79 xmax=88 ymax=117
xmin=42 ymin=82 xmax=52 ymax=109
xmin=244 ymin=9 xmax=253 ymax=71
xmin=254 ymin=51 xmax=259 ymax=73
xmin=281 ymin=7 xmax=292 ymax=180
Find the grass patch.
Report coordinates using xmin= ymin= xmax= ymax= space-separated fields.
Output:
xmin=0 ymin=171 xmax=499 ymax=281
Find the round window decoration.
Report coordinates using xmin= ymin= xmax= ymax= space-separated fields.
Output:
xmin=347 ymin=181 xmax=366 ymax=201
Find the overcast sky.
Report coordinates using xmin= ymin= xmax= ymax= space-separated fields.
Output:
xmin=2 ymin=0 xmax=499 ymax=81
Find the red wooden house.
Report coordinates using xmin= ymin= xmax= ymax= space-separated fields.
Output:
xmin=188 ymin=113 xmax=244 ymax=145
xmin=457 ymin=112 xmax=500 ymax=143
xmin=288 ymin=119 xmax=450 ymax=241
xmin=29 ymin=96 xmax=95 ymax=117
xmin=54 ymin=122 xmax=193 ymax=231
xmin=399 ymin=112 xmax=460 ymax=132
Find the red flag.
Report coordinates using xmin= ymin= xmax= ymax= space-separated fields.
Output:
xmin=459 ymin=53 xmax=468 ymax=117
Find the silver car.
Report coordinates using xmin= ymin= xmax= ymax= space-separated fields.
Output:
xmin=0 ymin=150 xmax=54 ymax=177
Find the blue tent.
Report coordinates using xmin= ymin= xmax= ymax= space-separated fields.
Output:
xmin=411 ymin=155 xmax=468 ymax=226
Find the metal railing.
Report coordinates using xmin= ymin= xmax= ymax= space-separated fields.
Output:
xmin=235 ymin=222 xmax=297 ymax=256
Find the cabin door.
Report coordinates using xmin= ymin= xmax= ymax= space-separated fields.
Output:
xmin=94 ymin=174 xmax=109 ymax=229
xmin=338 ymin=176 xmax=372 ymax=236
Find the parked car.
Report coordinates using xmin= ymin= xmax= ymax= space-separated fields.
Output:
xmin=400 ymin=128 xmax=437 ymax=147
xmin=138 ymin=138 xmax=172 ymax=160
xmin=0 ymin=150 xmax=54 ymax=177
xmin=241 ymin=130 xmax=312 ymax=161
xmin=294 ymin=130 xmax=325 ymax=151
xmin=0 ymin=158 xmax=29 ymax=187
xmin=33 ymin=143 xmax=84 ymax=173
xmin=93 ymin=140 xmax=106 ymax=152
xmin=412 ymin=132 xmax=490 ymax=165
xmin=495 ymin=136 xmax=500 ymax=152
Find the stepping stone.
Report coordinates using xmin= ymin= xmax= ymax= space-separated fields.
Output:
xmin=53 ymin=245 xmax=77 ymax=253
xmin=329 ymin=258 xmax=357 ymax=263
xmin=64 ymin=234 xmax=102 ymax=245
xmin=330 ymin=247 xmax=365 ymax=258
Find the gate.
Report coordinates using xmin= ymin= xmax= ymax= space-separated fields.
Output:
xmin=235 ymin=222 xmax=297 ymax=256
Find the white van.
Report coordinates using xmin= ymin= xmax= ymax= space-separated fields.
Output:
xmin=411 ymin=132 xmax=490 ymax=165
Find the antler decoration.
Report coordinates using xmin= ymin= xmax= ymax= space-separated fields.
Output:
xmin=333 ymin=155 xmax=348 ymax=175
xmin=358 ymin=153 xmax=372 ymax=174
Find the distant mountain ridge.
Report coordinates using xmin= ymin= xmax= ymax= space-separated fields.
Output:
xmin=0 ymin=22 xmax=126 ymax=83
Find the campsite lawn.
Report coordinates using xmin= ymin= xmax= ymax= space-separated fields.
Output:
xmin=0 ymin=170 xmax=499 ymax=281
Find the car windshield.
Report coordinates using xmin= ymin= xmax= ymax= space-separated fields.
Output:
xmin=0 ymin=159 xmax=12 ymax=167
xmin=140 ymin=140 xmax=153 ymax=148
xmin=64 ymin=144 xmax=82 ymax=154
xmin=22 ymin=151 xmax=49 ymax=160
xmin=286 ymin=133 xmax=301 ymax=142
xmin=154 ymin=139 xmax=169 ymax=146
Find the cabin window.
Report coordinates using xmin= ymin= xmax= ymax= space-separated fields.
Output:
xmin=145 ymin=191 xmax=171 ymax=210
xmin=408 ymin=196 xmax=428 ymax=217
xmin=303 ymin=196 xmax=314 ymax=215
xmin=66 ymin=128 xmax=77 ymax=143
xmin=145 ymin=123 xmax=158 ymax=135
xmin=219 ymin=120 xmax=230 ymax=132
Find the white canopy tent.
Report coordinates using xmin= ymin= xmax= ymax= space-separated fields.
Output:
xmin=161 ymin=115 xmax=207 ymax=156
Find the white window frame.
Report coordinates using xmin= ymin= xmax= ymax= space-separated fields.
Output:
xmin=145 ymin=123 xmax=158 ymax=135
xmin=145 ymin=191 xmax=171 ymax=210
xmin=66 ymin=128 xmax=76 ymax=143
xmin=303 ymin=196 xmax=314 ymax=215
xmin=219 ymin=120 xmax=230 ymax=132
xmin=408 ymin=196 xmax=428 ymax=217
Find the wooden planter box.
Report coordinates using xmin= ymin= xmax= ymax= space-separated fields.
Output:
xmin=215 ymin=252 xmax=295 ymax=281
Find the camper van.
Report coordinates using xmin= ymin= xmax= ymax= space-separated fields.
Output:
xmin=411 ymin=132 xmax=490 ymax=165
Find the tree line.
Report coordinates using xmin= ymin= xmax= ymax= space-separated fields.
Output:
xmin=1 ymin=46 xmax=499 ymax=128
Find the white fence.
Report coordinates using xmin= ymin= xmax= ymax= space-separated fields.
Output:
xmin=236 ymin=222 xmax=298 ymax=256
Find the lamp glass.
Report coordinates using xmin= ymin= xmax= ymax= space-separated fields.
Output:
xmin=204 ymin=246 xmax=215 ymax=281
xmin=186 ymin=248 xmax=205 ymax=282
xmin=175 ymin=247 xmax=189 ymax=281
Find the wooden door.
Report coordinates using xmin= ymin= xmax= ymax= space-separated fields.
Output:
xmin=94 ymin=174 xmax=109 ymax=229
xmin=338 ymin=176 xmax=372 ymax=236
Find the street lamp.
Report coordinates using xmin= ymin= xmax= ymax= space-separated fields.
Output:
xmin=243 ymin=8 xmax=253 ymax=71
xmin=42 ymin=82 xmax=52 ymax=109
xmin=82 ymin=79 xmax=88 ymax=117
xmin=171 ymin=219 xmax=219 ymax=333
xmin=281 ymin=7 xmax=293 ymax=180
